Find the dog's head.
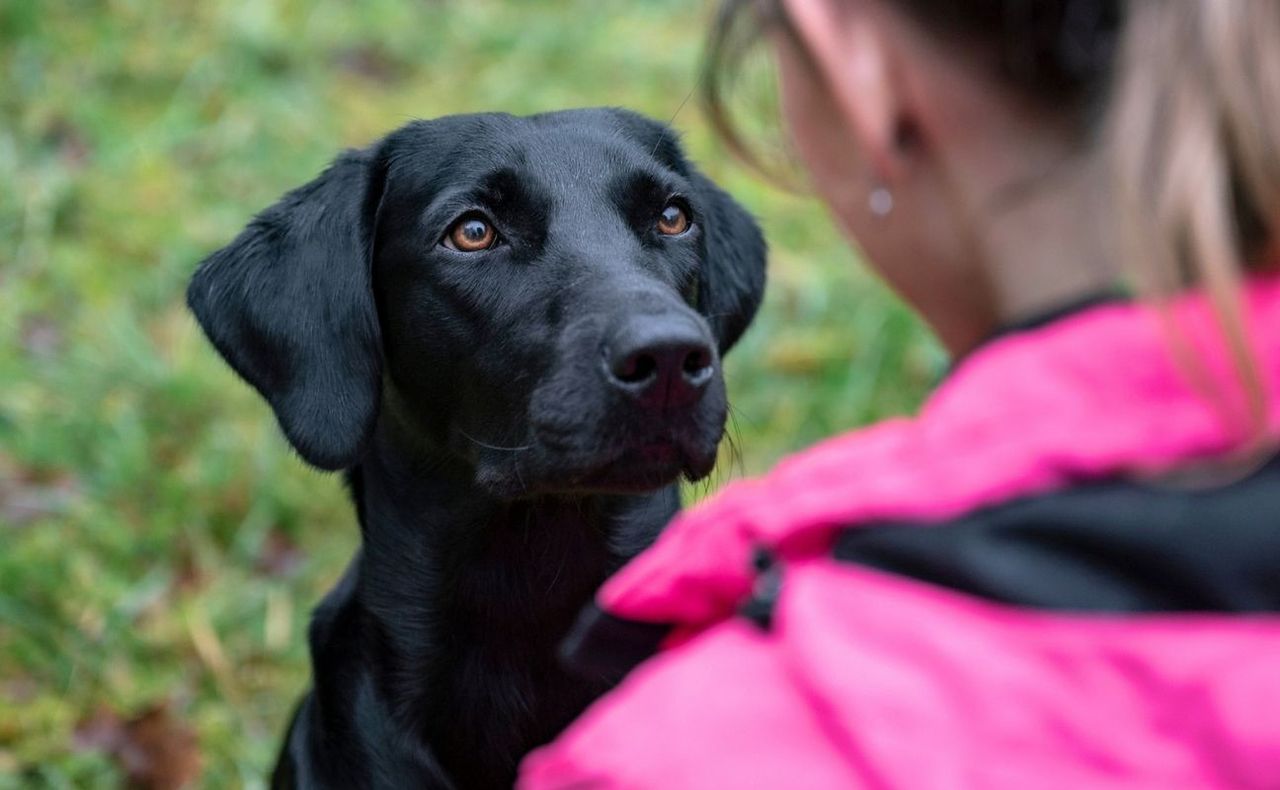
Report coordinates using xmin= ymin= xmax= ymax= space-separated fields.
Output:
xmin=189 ymin=108 xmax=765 ymax=498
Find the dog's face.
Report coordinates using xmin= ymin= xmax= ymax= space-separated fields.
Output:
xmin=189 ymin=109 xmax=766 ymax=498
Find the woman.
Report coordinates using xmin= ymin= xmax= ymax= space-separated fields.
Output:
xmin=521 ymin=1 xmax=1280 ymax=786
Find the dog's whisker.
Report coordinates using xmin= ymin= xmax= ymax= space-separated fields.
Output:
xmin=726 ymin=401 xmax=763 ymax=432
xmin=514 ymin=456 xmax=527 ymax=495
xmin=730 ymin=409 xmax=747 ymax=470
xmin=652 ymin=83 xmax=699 ymax=157
xmin=459 ymin=430 xmax=533 ymax=453
xmin=546 ymin=547 xmax=569 ymax=595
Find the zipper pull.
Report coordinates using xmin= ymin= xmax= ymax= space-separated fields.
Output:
xmin=740 ymin=545 xmax=782 ymax=630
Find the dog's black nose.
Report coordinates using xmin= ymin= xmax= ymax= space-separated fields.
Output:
xmin=604 ymin=317 xmax=716 ymax=406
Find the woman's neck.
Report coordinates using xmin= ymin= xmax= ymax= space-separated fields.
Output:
xmin=932 ymin=154 xmax=1121 ymax=358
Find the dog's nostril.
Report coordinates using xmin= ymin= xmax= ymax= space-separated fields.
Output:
xmin=682 ymin=349 xmax=713 ymax=385
xmin=615 ymin=352 xmax=658 ymax=384
xmin=682 ymin=349 xmax=710 ymax=374
xmin=603 ymin=317 xmax=715 ymax=400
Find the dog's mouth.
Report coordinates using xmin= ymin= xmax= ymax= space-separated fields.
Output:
xmin=472 ymin=430 xmax=719 ymax=499
xmin=567 ymin=438 xmax=717 ymax=494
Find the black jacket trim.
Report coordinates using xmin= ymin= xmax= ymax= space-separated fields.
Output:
xmin=834 ymin=454 xmax=1280 ymax=613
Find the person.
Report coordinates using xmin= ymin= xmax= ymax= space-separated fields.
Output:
xmin=520 ymin=1 xmax=1280 ymax=786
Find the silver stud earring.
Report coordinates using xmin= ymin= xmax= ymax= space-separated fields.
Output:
xmin=869 ymin=184 xmax=894 ymax=218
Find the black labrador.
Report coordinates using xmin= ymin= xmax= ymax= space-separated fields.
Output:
xmin=188 ymin=108 xmax=766 ymax=789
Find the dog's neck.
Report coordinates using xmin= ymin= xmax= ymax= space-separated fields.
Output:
xmin=317 ymin=419 xmax=676 ymax=787
xmin=351 ymin=419 xmax=673 ymax=627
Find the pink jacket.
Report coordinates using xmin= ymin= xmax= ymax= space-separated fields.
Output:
xmin=520 ymin=275 xmax=1280 ymax=789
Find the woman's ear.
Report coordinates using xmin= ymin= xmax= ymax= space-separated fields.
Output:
xmin=187 ymin=148 xmax=388 ymax=471
xmin=778 ymin=0 xmax=903 ymax=180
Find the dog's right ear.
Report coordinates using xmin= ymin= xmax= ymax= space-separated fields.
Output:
xmin=188 ymin=148 xmax=387 ymax=471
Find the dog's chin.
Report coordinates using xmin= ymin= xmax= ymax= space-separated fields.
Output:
xmin=569 ymin=442 xmax=717 ymax=495
xmin=474 ymin=439 xmax=718 ymax=500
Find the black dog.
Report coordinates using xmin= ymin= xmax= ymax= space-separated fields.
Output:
xmin=188 ymin=108 xmax=766 ymax=789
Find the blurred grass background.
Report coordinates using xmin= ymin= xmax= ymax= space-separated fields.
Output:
xmin=0 ymin=0 xmax=941 ymax=785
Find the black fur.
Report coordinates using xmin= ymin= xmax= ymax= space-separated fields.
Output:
xmin=188 ymin=108 xmax=766 ymax=789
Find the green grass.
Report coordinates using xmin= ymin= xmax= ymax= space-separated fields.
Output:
xmin=0 ymin=1 xmax=940 ymax=785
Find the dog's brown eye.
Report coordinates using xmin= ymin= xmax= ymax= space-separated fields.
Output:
xmin=657 ymin=203 xmax=691 ymax=236
xmin=444 ymin=216 xmax=497 ymax=252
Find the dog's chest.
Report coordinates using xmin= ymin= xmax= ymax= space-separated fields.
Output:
xmin=424 ymin=503 xmax=622 ymax=785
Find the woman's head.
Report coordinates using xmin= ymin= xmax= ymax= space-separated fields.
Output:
xmin=706 ymin=0 xmax=1280 ymax=437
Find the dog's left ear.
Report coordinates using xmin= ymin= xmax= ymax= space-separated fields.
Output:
xmin=187 ymin=148 xmax=387 ymax=471
xmin=690 ymin=168 xmax=768 ymax=354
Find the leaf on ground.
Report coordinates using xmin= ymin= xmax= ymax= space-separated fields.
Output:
xmin=331 ymin=44 xmax=410 ymax=84
xmin=19 ymin=314 xmax=65 ymax=359
xmin=2 ymin=674 xmax=39 ymax=705
xmin=0 ymin=453 xmax=81 ymax=527
xmin=43 ymin=117 xmax=92 ymax=169
xmin=254 ymin=528 xmax=304 ymax=578
xmin=172 ymin=538 xmax=206 ymax=593
xmin=74 ymin=702 xmax=201 ymax=790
